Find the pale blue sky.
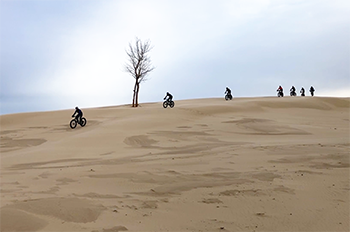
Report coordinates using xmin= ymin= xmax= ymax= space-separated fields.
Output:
xmin=1 ymin=0 xmax=349 ymax=115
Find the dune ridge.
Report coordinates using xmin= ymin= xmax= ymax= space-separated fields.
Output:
xmin=1 ymin=97 xmax=349 ymax=231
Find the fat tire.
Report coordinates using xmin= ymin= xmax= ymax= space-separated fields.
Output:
xmin=225 ymin=94 xmax=232 ymax=100
xmin=163 ymin=101 xmax=168 ymax=108
xmin=70 ymin=119 xmax=77 ymax=129
xmin=80 ymin=117 xmax=87 ymax=127
xmin=169 ymin=101 xmax=175 ymax=108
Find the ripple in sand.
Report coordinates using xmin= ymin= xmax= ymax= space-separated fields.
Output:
xmin=123 ymin=135 xmax=158 ymax=148
xmin=0 ymin=208 xmax=48 ymax=232
xmin=2 ymin=197 xmax=106 ymax=223
xmin=92 ymin=226 xmax=128 ymax=232
xmin=201 ymin=198 xmax=223 ymax=204
xmin=219 ymin=189 xmax=264 ymax=197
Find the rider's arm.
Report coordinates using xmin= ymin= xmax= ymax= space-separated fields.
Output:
xmin=72 ymin=110 xmax=77 ymax=117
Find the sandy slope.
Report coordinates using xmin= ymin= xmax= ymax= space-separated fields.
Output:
xmin=0 ymin=97 xmax=349 ymax=232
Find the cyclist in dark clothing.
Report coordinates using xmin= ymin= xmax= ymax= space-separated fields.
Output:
xmin=225 ymin=87 xmax=231 ymax=95
xmin=290 ymin=86 xmax=296 ymax=96
xmin=300 ymin=87 xmax=305 ymax=96
xmin=72 ymin=107 xmax=83 ymax=124
xmin=309 ymin=86 xmax=315 ymax=96
xmin=164 ymin=92 xmax=173 ymax=102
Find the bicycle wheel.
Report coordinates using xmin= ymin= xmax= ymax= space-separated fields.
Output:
xmin=70 ymin=119 xmax=77 ymax=129
xmin=80 ymin=118 xmax=87 ymax=127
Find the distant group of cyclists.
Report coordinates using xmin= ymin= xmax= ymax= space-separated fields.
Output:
xmin=277 ymin=86 xmax=315 ymax=97
xmin=224 ymin=86 xmax=315 ymax=99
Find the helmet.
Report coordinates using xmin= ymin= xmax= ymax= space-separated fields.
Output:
xmin=167 ymin=92 xmax=169 ymax=94
xmin=75 ymin=106 xmax=78 ymax=110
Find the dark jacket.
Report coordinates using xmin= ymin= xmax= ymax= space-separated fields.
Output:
xmin=72 ymin=108 xmax=83 ymax=117
xmin=164 ymin=93 xmax=173 ymax=100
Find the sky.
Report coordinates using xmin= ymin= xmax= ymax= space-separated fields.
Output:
xmin=0 ymin=0 xmax=349 ymax=115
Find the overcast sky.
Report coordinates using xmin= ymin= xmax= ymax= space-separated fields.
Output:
xmin=1 ymin=0 xmax=349 ymax=115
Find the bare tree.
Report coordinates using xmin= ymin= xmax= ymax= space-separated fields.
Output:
xmin=125 ymin=38 xmax=155 ymax=107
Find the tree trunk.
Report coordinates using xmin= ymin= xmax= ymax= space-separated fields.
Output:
xmin=135 ymin=82 xmax=140 ymax=107
xmin=132 ymin=81 xmax=137 ymax=107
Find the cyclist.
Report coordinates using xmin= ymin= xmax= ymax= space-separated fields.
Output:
xmin=164 ymin=92 xmax=173 ymax=102
xmin=277 ymin=85 xmax=284 ymax=97
xmin=72 ymin=106 xmax=83 ymax=124
xmin=309 ymin=86 xmax=315 ymax=96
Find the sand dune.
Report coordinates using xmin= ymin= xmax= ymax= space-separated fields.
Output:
xmin=0 ymin=97 xmax=349 ymax=232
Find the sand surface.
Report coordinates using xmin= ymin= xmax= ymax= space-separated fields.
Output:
xmin=0 ymin=97 xmax=349 ymax=232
